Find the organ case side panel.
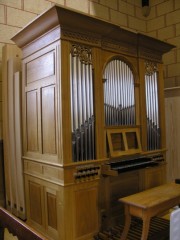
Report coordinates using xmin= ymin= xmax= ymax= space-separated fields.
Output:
xmin=23 ymin=42 xmax=59 ymax=163
xmin=41 ymin=85 xmax=56 ymax=154
xmin=60 ymin=40 xmax=72 ymax=164
xmin=26 ymin=90 xmax=39 ymax=152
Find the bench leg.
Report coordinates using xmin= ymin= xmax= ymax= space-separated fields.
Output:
xmin=0 ymin=226 xmax=4 ymax=240
xmin=141 ymin=217 xmax=151 ymax=240
xmin=120 ymin=205 xmax=131 ymax=240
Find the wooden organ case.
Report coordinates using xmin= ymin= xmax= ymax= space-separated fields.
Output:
xmin=11 ymin=5 xmax=174 ymax=240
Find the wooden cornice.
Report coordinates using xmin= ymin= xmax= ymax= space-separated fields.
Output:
xmin=12 ymin=4 xmax=175 ymax=59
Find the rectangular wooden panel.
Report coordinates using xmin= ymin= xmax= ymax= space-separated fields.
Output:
xmin=29 ymin=181 xmax=42 ymax=225
xmin=165 ymin=91 xmax=180 ymax=182
xmin=47 ymin=192 xmax=57 ymax=229
xmin=26 ymin=90 xmax=39 ymax=152
xmin=75 ymin=188 xmax=98 ymax=237
xmin=14 ymin=72 xmax=26 ymax=219
xmin=7 ymin=59 xmax=18 ymax=214
xmin=41 ymin=85 xmax=56 ymax=154
xmin=26 ymin=51 xmax=55 ymax=84
xmin=143 ymin=165 xmax=166 ymax=190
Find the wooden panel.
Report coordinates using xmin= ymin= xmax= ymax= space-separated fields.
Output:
xmin=14 ymin=72 xmax=26 ymax=219
xmin=29 ymin=181 xmax=42 ymax=225
xmin=139 ymin=165 xmax=166 ymax=190
xmin=26 ymin=51 xmax=55 ymax=84
xmin=47 ymin=192 xmax=57 ymax=229
xmin=26 ymin=90 xmax=39 ymax=152
xmin=144 ymin=166 xmax=165 ymax=189
xmin=75 ymin=187 xmax=98 ymax=237
xmin=7 ymin=59 xmax=18 ymax=213
xmin=25 ymin=162 xmax=43 ymax=175
xmin=23 ymin=27 xmax=60 ymax=58
xmin=2 ymin=44 xmax=25 ymax=218
xmin=41 ymin=85 xmax=56 ymax=154
xmin=158 ymin=64 xmax=166 ymax=149
xmin=165 ymin=92 xmax=180 ymax=182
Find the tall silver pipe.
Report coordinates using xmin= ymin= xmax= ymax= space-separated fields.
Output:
xmin=103 ymin=59 xmax=135 ymax=127
xmin=70 ymin=45 xmax=95 ymax=161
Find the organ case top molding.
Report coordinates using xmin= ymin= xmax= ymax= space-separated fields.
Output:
xmin=11 ymin=5 xmax=175 ymax=61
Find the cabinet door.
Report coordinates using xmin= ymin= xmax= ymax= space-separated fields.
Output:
xmin=25 ymin=175 xmax=59 ymax=239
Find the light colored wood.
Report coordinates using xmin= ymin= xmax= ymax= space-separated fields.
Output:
xmin=14 ymin=72 xmax=26 ymax=219
xmin=10 ymin=5 xmax=174 ymax=240
xmin=26 ymin=51 xmax=55 ymax=84
xmin=139 ymin=164 xmax=166 ymax=190
xmin=119 ymin=182 xmax=180 ymax=240
xmin=158 ymin=63 xmax=166 ymax=149
xmin=93 ymin=48 xmax=106 ymax=159
xmin=2 ymin=46 xmax=20 ymax=212
xmin=22 ymin=42 xmax=58 ymax=163
xmin=106 ymin=127 xmax=142 ymax=157
xmin=165 ymin=88 xmax=180 ymax=182
xmin=60 ymin=40 xmax=72 ymax=164
xmin=7 ymin=59 xmax=18 ymax=215
xmin=2 ymin=45 xmax=25 ymax=219
xmin=41 ymin=85 xmax=56 ymax=154
xmin=138 ymin=58 xmax=147 ymax=150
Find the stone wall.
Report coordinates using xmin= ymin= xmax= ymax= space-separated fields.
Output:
xmin=146 ymin=0 xmax=180 ymax=88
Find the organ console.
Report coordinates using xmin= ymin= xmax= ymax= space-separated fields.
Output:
xmin=11 ymin=5 xmax=174 ymax=240
xmin=101 ymin=154 xmax=165 ymax=176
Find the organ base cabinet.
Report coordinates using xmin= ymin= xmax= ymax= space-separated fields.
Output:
xmin=24 ymin=159 xmax=100 ymax=240
xmin=12 ymin=5 xmax=174 ymax=240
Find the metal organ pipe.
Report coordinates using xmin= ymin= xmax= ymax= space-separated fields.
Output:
xmin=145 ymin=62 xmax=160 ymax=151
xmin=70 ymin=44 xmax=95 ymax=162
xmin=103 ymin=59 xmax=135 ymax=126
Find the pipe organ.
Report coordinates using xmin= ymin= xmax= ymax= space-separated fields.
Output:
xmin=103 ymin=59 xmax=135 ymax=126
xmin=11 ymin=5 xmax=174 ymax=240
xmin=70 ymin=44 xmax=95 ymax=162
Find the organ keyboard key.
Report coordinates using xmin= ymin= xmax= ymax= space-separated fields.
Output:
xmin=101 ymin=154 xmax=164 ymax=176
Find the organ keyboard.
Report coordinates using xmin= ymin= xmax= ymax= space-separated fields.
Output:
xmin=101 ymin=154 xmax=165 ymax=176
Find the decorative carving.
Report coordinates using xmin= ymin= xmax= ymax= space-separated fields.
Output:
xmin=102 ymin=40 xmax=137 ymax=56
xmin=145 ymin=61 xmax=158 ymax=75
xmin=62 ymin=29 xmax=100 ymax=45
xmin=71 ymin=44 xmax=92 ymax=65
xmin=139 ymin=48 xmax=162 ymax=63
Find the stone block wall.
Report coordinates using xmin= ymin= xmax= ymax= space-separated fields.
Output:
xmin=146 ymin=0 xmax=180 ymax=88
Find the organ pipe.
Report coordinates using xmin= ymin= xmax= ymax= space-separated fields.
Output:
xmin=145 ymin=61 xmax=160 ymax=150
xmin=103 ymin=59 xmax=135 ymax=126
xmin=70 ymin=44 xmax=95 ymax=162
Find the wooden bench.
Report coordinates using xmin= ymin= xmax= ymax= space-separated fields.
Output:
xmin=0 ymin=207 xmax=48 ymax=240
xmin=119 ymin=182 xmax=180 ymax=240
